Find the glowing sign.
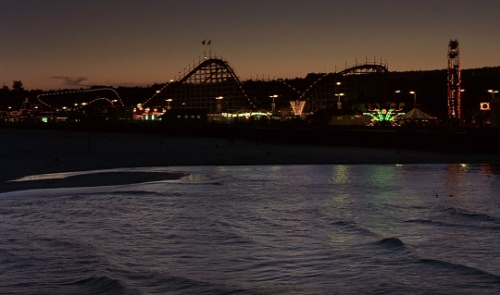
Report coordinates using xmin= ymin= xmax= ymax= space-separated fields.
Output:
xmin=480 ymin=102 xmax=490 ymax=110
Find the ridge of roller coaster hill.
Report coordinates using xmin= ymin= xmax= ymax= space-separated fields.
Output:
xmin=278 ymin=58 xmax=388 ymax=100
xmin=142 ymin=55 xmax=255 ymax=109
xmin=336 ymin=58 xmax=389 ymax=76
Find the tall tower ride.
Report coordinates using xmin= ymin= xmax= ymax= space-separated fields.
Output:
xmin=447 ymin=39 xmax=461 ymax=119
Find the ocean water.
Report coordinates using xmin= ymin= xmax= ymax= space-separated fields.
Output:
xmin=1 ymin=164 xmax=500 ymax=295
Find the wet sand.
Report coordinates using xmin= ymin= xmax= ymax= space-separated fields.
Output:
xmin=1 ymin=128 xmax=500 ymax=193
xmin=2 ymin=171 xmax=186 ymax=193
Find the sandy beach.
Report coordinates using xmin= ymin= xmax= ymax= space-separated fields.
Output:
xmin=1 ymin=128 xmax=500 ymax=193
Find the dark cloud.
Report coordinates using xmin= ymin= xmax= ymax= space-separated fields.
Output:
xmin=51 ymin=76 xmax=89 ymax=87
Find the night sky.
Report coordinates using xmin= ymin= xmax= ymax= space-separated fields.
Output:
xmin=1 ymin=0 xmax=499 ymax=90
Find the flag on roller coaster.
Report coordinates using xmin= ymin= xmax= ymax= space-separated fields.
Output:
xmin=208 ymin=39 xmax=211 ymax=45
xmin=202 ymin=40 xmax=206 ymax=45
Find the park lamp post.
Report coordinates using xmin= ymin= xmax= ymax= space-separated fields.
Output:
xmin=165 ymin=99 xmax=173 ymax=110
xmin=488 ymin=89 xmax=498 ymax=100
xmin=335 ymin=93 xmax=345 ymax=109
xmin=270 ymin=94 xmax=278 ymax=111
xmin=216 ymin=96 xmax=223 ymax=112
xmin=334 ymin=82 xmax=341 ymax=108
xmin=394 ymin=90 xmax=401 ymax=104
xmin=410 ymin=91 xmax=416 ymax=109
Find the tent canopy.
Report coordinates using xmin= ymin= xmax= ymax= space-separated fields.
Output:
xmin=403 ymin=108 xmax=435 ymax=120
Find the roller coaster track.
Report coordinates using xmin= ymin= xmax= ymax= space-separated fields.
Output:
xmin=37 ymin=88 xmax=124 ymax=110
xmin=299 ymin=59 xmax=388 ymax=100
xmin=142 ymin=56 xmax=387 ymax=110
xmin=143 ymin=57 xmax=256 ymax=109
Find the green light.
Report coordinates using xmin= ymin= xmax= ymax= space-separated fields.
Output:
xmin=364 ymin=107 xmax=404 ymax=125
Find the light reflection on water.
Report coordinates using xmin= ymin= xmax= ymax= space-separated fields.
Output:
xmin=1 ymin=164 xmax=500 ymax=295
xmin=332 ymin=165 xmax=349 ymax=183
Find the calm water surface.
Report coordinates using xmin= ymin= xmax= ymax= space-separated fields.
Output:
xmin=1 ymin=164 xmax=500 ymax=294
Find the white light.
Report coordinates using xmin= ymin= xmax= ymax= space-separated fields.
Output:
xmin=480 ymin=102 xmax=490 ymax=110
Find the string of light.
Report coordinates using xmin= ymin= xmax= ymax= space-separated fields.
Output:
xmin=141 ymin=56 xmax=256 ymax=109
xmin=37 ymin=88 xmax=124 ymax=110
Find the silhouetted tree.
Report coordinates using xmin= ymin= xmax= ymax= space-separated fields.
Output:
xmin=12 ymin=80 xmax=24 ymax=91
xmin=0 ymin=84 xmax=10 ymax=108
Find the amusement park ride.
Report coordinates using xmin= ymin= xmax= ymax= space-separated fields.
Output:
xmin=139 ymin=55 xmax=390 ymax=121
xmin=447 ymin=39 xmax=461 ymax=120
xmin=25 ymin=54 xmax=416 ymax=126
xmin=5 ymin=39 xmax=478 ymax=126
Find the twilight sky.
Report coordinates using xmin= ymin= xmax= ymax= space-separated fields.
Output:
xmin=1 ymin=0 xmax=500 ymax=90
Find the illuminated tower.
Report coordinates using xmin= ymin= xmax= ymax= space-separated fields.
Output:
xmin=447 ymin=39 xmax=461 ymax=119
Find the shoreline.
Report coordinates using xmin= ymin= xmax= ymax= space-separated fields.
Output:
xmin=2 ymin=128 xmax=500 ymax=193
